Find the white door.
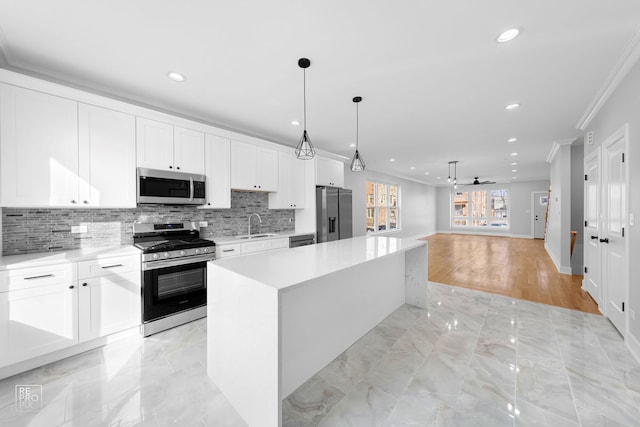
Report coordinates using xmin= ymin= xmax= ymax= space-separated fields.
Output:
xmin=78 ymin=104 xmax=136 ymax=207
xmin=583 ymin=150 xmax=601 ymax=305
xmin=533 ymin=191 xmax=548 ymax=239
xmin=602 ymin=127 xmax=628 ymax=335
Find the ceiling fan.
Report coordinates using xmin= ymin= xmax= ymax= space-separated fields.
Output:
xmin=462 ymin=177 xmax=496 ymax=186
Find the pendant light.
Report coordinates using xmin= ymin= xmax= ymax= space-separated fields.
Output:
xmin=350 ymin=96 xmax=365 ymax=172
xmin=448 ymin=161 xmax=458 ymax=189
xmin=295 ymin=58 xmax=315 ymax=160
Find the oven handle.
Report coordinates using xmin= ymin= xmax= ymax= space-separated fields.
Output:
xmin=142 ymin=254 xmax=216 ymax=271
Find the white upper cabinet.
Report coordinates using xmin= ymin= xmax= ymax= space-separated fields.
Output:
xmin=269 ymin=151 xmax=306 ymax=209
xmin=316 ymin=156 xmax=344 ymax=187
xmin=201 ymin=134 xmax=231 ymax=209
xmin=174 ymin=126 xmax=205 ymax=175
xmin=230 ymin=140 xmax=278 ymax=192
xmin=78 ymin=104 xmax=136 ymax=207
xmin=0 ymin=84 xmax=79 ymax=207
xmin=136 ymin=117 xmax=205 ymax=174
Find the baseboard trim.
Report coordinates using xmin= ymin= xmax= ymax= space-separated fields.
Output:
xmin=0 ymin=326 xmax=141 ymax=380
xmin=544 ymin=242 xmax=572 ymax=275
xmin=627 ymin=331 xmax=640 ymax=364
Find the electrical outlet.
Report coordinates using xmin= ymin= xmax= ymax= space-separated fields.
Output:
xmin=71 ymin=225 xmax=88 ymax=234
xmin=198 ymin=221 xmax=208 ymax=228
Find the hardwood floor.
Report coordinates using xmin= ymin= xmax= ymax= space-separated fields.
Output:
xmin=421 ymin=233 xmax=601 ymax=315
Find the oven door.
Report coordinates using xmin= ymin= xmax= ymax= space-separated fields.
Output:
xmin=142 ymin=259 xmax=209 ymax=322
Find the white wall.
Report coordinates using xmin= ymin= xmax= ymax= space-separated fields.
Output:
xmin=343 ymin=168 xmax=436 ymax=238
xmin=585 ymin=57 xmax=640 ymax=351
xmin=545 ymin=142 xmax=573 ymax=274
xmin=435 ymin=180 xmax=550 ymax=238
xmin=571 ymin=142 xmax=585 ymax=275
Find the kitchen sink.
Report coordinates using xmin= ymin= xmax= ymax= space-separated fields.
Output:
xmin=237 ymin=233 xmax=279 ymax=240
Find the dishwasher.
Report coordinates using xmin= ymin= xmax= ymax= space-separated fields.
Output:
xmin=289 ymin=234 xmax=315 ymax=248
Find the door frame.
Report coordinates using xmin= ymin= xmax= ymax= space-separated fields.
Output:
xmin=583 ymin=147 xmax=601 ymax=306
xmin=531 ymin=191 xmax=548 ymax=239
xmin=601 ymin=123 xmax=630 ymax=336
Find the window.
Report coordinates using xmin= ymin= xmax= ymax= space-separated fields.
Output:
xmin=366 ymin=181 xmax=400 ymax=233
xmin=452 ymin=189 xmax=509 ymax=228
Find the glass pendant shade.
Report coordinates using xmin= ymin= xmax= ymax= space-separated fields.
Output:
xmin=295 ymin=130 xmax=315 ymax=160
xmin=350 ymin=149 xmax=365 ymax=172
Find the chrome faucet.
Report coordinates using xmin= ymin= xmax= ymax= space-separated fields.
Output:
xmin=248 ymin=213 xmax=262 ymax=236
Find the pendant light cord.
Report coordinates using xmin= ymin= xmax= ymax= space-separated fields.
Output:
xmin=303 ymin=68 xmax=307 ymax=131
xmin=356 ymin=101 xmax=359 ymax=150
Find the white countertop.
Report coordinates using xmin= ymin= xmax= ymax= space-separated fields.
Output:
xmin=209 ymin=235 xmax=426 ymax=291
xmin=208 ymin=231 xmax=315 ymax=245
xmin=0 ymin=246 xmax=141 ymax=271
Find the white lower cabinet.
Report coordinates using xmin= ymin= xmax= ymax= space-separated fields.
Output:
xmin=0 ymin=281 xmax=78 ymax=367
xmin=0 ymin=255 xmax=141 ymax=368
xmin=216 ymin=238 xmax=289 ymax=259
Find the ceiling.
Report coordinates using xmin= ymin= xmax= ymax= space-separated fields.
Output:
xmin=1 ymin=0 xmax=639 ymax=186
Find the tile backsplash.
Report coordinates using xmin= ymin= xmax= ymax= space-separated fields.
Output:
xmin=2 ymin=191 xmax=295 ymax=255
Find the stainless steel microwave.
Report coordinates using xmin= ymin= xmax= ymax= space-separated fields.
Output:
xmin=137 ymin=168 xmax=206 ymax=205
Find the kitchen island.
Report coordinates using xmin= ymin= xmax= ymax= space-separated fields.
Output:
xmin=206 ymin=235 xmax=428 ymax=427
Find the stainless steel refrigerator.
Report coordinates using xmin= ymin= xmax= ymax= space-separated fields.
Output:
xmin=316 ymin=187 xmax=353 ymax=243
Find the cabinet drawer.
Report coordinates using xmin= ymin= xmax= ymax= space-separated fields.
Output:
xmin=241 ymin=238 xmax=289 ymax=254
xmin=217 ymin=244 xmax=242 ymax=258
xmin=0 ymin=263 xmax=75 ymax=293
xmin=78 ymin=255 xmax=141 ymax=279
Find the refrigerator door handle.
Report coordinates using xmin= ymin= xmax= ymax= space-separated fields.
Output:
xmin=329 ymin=217 xmax=337 ymax=233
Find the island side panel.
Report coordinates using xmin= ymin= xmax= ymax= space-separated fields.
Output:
xmin=207 ymin=263 xmax=281 ymax=427
xmin=280 ymin=252 xmax=405 ymax=397
xmin=404 ymin=243 xmax=428 ymax=308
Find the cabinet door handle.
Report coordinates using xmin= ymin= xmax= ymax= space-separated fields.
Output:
xmin=169 ymin=165 xmax=173 ymax=169
xmin=69 ymin=285 xmax=75 ymax=289
xmin=599 ymin=238 xmax=609 ymax=243
xmin=71 ymin=200 xmax=77 ymax=204
xmin=82 ymin=282 xmax=88 ymax=287
xmin=176 ymin=166 xmax=180 ymax=170
xmin=24 ymin=274 xmax=54 ymax=280
xmin=101 ymin=264 xmax=124 ymax=269
xmin=222 ymin=249 xmax=235 ymax=252
xmin=590 ymin=235 xmax=598 ymax=239
xmin=83 ymin=200 xmax=89 ymax=204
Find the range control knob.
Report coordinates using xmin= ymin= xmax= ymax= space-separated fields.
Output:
xmin=163 ymin=252 xmax=170 ymax=258
xmin=203 ymin=247 xmax=209 ymax=253
xmin=195 ymin=248 xmax=201 ymax=254
xmin=180 ymin=250 xmax=186 ymax=256
xmin=152 ymin=254 xmax=159 ymax=260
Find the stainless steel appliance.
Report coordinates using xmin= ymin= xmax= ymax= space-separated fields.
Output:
xmin=289 ymin=234 xmax=315 ymax=248
xmin=316 ymin=187 xmax=353 ymax=243
xmin=133 ymin=221 xmax=215 ymax=336
xmin=137 ymin=167 xmax=206 ymax=205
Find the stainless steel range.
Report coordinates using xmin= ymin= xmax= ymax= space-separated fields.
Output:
xmin=133 ymin=221 xmax=215 ymax=337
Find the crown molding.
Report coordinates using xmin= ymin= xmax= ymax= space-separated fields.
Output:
xmin=546 ymin=138 xmax=576 ymax=163
xmin=576 ymin=25 xmax=640 ymax=130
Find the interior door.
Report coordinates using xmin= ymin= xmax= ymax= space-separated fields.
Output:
xmin=533 ymin=191 xmax=548 ymax=239
xmin=583 ymin=151 xmax=601 ymax=305
xmin=603 ymin=128 xmax=627 ymax=335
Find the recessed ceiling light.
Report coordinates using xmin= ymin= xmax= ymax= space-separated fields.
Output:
xmin=389 ymin=158 xmax=396 ymax=162
xmin=167 ymin=71 xmax=186 ymax=82
xmin=511 ymin=152 xmax=518 ymax=156
xmin=511 ymin=162 xmax=518 ymax=166
xmin=437 ymin=176 xmax=441 ymax=180
xmin=290 ymin=120 xmax=300 ymax=126
xmin=497 ymin=28 xmax=520 ymax=43
xmin=349 ymin=143 xmax=356 ymax=148
xmin=512 ymin=176 xmax=517 ymax=179
xmin=505 ymin=103 xmax=520 ymax=110
xmin=410 ymin=166 xmax=415 ymax=170
xmin=512 ymin=169 xmax=518 ymax=172
xmin=508 ymin=138 xmax=518 ymax=143
xmin=425 ymin=172 xmax=430 ymax=175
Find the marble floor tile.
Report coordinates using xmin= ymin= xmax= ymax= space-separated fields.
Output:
xmin=454 ymin=392 xmax=514 ymax=427
xmin=385 ymin=393 xmax=482 ymax=427
xmin=516 ymin=357 xmax=578 ymax=423
xmin=317 ymin=380 xmax=396 ymax=427
xmin=283 ymin=375 xmax=345 ymax=427
xmin=405 ymin=351 xmax=469 ymax=406
xmin=460 ymin=353 xmax=515 ymax=414
xmin=474 ymin=333 xmax=516 ymax=365
xmin=514 ymin=398 xmax=579 ymax=427
xmin=365 ymin=349 xmax=424 ymax=398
